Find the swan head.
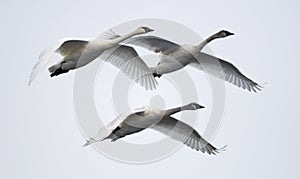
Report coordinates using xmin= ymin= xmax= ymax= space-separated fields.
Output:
xmin=217 ymin=30 xmax=234 ymax=38
xmin=185 ymin=103 xmax=205 ymax=110
xmin=136 ymin=26 xmax=154 ymax=34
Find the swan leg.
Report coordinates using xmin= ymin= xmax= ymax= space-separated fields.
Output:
xmin=153 ymin=73 xmax=162 ymax=78
xmin=49 ymin=61 xmax=77 ymax=77
xmin=50 ymin=68 xmax=69 ymax=77
xmin=48 ymin=63 xmax=61 ymax=73
xmin=107 ymin=123 xmax=146 ymax=142
xmin=150 ymin=67 xmax=162 ymax=78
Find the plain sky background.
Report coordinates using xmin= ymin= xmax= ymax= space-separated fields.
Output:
xmin=1 ymin=0 xmax=300 ymax=178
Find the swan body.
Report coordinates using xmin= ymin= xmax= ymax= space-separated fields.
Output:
xmin=84 ymin=103 xmax=224 ymax=155
xmin=154 ymin=44 xmax=197 ymax=74
xmin=29 ymin=27 xmax=158 ymax=90
xmin=121 ymin=30 xmax=262 ymax=92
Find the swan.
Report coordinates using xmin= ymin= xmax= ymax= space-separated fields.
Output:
xmin=84 ymin=103 xmax=224 ymax=154
xmin=120 ymin=30 xmax=262 ymax=92
xmin=28 ymin=27 xmax=158 ymax=90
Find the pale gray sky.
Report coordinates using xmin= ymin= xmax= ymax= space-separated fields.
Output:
xmin=1 ymin=0 xmax=300 ymax=178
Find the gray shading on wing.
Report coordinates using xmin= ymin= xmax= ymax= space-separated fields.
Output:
xmin=101 ymin=29 xmax=122 ymax=40
xmin=100 ymin=45 xmax=158 ymax=90
xmin=122 ymin=36 xmax=180 ymax=55
xmin=28 ymin=29 xmax=121 ymax=86
xmin=151 ymin=116 xmax=222 ymax=154
xmin=56 ymin=40 xmax=88 ymax=56
xmin=190 ymin=52 xmax=262 ymax=92
xmin=28 ymin=38 xmax=92 ymax=85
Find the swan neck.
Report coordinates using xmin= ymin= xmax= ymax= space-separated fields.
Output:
xmin=164 ymin=105 xmax=191 ymax=116
xmin=164 ymin=107 xmax=182 ymax=116
xmin=196 ymin=34 xmax=220 ymax=51
xmin=112 ymin=30 xmax=140 ymax=44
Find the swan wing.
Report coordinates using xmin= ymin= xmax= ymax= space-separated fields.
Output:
xmin=29 ymin=39 xmax=65 ymax=86
xmin=189 ymin=52 xmax=262 ymax=92
xmin=151 ymin=116 xmax=222 ymax=154
xmin=122 ymin=36 xmax=180 ymax=55
xmin=100 ymin=29 xmax=122 ymax=40
xmin=84 ymin=107 xmax=148 ymax=146
xmin=56 ymin=40 xmax=89 ymax=56
xmin=28 ymin=29 xmax=118 ymax=86
xmin=28 ymin=38 xmax=91 ymax=85
xmin=84 ymin=113 xmax=129 ymax=146
xmin=100 ymin=45 xmax=158 ymax=90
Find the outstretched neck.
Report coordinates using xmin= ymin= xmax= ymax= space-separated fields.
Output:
xmin=111 ymin=30 xmax=140 ymax=44
xmin=195 ymin=34 xmax=220 ymax=51
xmin=164 ymin=105 xmax=192 ymax=116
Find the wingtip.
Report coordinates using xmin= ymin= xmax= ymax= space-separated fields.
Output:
xmin=82 ymin=141 xmax=91 ymax=147
xmin=82 ymin=137 xmax=97 ymax=147
xmin=258 ymin=81 xmax=267 ymax=88
xmin=28 ymin=70 xmax=37 ymax=86
xmin=251 ymin=82 xmax=265 ymax=93
xmin=216 ymin=145 xmax=227 ymax=153
xmin=28 ymin=78 xmax=33 ymax=86
xmin=207 ymin=145 xmax=227 ymax=155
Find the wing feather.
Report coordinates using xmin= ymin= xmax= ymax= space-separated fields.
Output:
xmin=189 ymin=52 xmax=262 ymax=92
xmin=151 ymin=116 xmax=223 ymax=154
xmin=100 ymin=45 xmax=158 ymax=90
xmin=122 ymin=36 xmax=180 ymax=55
xmin=56 ymin=40 xmax=89 ymax=56
xmin=29 ymin=28 xmax=120 ymax=86
xmin=28 ymin=38 xmax=91 ymax=85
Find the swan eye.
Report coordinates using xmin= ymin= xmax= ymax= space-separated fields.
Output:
xmin=154 ymin=48 xmax=160 ymax=53
xmin=141 ymin=27 xmax=147 ymax=31
xmin=141 ymin=27 xmax=154 ymax=33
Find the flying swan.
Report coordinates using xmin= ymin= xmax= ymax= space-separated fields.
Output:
xmin=84 ymin=103 xmax=225 ymax=155
xmin=28 ymin=27 xmax=158 ymax=90
xmin=120 ymin=30 xmax=262 ymax=92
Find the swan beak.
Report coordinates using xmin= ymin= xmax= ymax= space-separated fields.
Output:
xmin=148 ymin=28 xmax=154 ymax=32
xmin=200 ymin=105 xmax=205 ymax=109
xmin=227 ymin=32 xmax=234 ymax=36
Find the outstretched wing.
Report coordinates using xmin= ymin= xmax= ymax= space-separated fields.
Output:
xmin=56 ymin=40 xmax=88 ymax=56
xmin=29 ymin=39 xmax=65 ymax=86
xmin=122 ymin=35 xmax=180 ymax=55
xmin=28 ymin=29 xmax=119 ymax=86
xmin=83 ymin=107 xmax=147 ymax=146
xmin=151 ymin=116 xmax=223 ymax=154
xmin=28 ymin=38 xmax=91 ymax=85
xmin=100 ymin=45 xmax=158 ymax=90
xmin=189 ymin=52 xmax=262 ymax=92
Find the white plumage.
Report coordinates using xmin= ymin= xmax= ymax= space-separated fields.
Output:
xmin=28 ymin=27 xmax=157 ymax=90
xmin=121 ymin=30 xmax=262 ymax=92
xmin=84 ymin=103 xmax=224 ymax=155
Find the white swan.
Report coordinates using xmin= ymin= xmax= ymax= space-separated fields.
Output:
xmin=28 ymin=27 xmax=158 ymax=90
xmin=121 ymin=30 xmax=262 ymax=92
xmin=84 ymin=103 xmax=224 ymax=154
